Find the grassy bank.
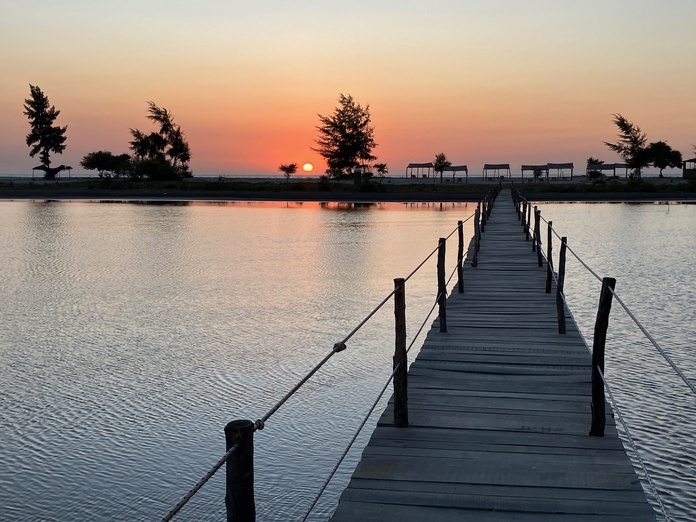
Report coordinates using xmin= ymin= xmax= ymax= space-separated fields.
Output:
xmin=1 ymin=177 xmax=695 ymax=202
xmin=0 ymin=178 xmax=491 ymax=201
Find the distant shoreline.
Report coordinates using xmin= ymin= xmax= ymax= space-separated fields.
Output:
xmin=0 ymin=178 xmax=694 ymax=203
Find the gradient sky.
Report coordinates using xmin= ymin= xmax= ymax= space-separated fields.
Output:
xmin=1 ymin=0 xmax=695 ymax=176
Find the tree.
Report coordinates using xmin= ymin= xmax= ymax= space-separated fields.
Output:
xmin=646 ymin=141 xmax=682 ymax=176
xmin=279 ymin=162 xmax=298 ymax=185
xmin=586 ymin=157 xmax=604 ymax=166
xmin=23 ymin=84 xmax=68 ymax=171
xmin=81 ymin=151 xmax=131 ymax=178
xmin=130 ymin=102 xmax=192 ymax=179
xmin=604 ymin=114 xmax=648 ymax=179
xmin=374 ymin=163 xmax=388 ymax=184
xmin=313 ymin=94 xmax=376 ymax=178
xmin=433 ymin=153 xmax=451 ymax=184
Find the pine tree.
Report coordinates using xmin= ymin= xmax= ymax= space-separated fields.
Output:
xmin=23 ymin=84 xmax=67 ymax=168
xmin=313 ymin=94 xmax=376 ymax=177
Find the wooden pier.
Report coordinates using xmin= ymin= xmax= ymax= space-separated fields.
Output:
xmin=330 ymin=190 xmax=654 ymax=521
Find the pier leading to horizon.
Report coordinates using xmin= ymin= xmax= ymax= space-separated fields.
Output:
xmin=329 ymin=190 xmax=655 ymax=521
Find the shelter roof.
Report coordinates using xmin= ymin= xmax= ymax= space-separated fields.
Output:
xmin=483 ymin=163 xmax=510 ymax=170
xmin=406 ymin=162 xmax=433 ymax=168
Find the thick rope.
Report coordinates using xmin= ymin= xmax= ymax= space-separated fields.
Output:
xmin=598 ymin=368 xmax=671 ymax=521
xmin=301 ymin=286 xmax=443 ymax=520
xmin=161 ymin=444 xmax=239 ymax=522
xmin=257 ymin=349 xmax=339 ymax=428
xmin=300 ymin=363 xmax=400 ymax=522
xmin=540 ymin=216 xmax=694 ymax=395
xmin=609 ymin=288 xmax=696 ymax=396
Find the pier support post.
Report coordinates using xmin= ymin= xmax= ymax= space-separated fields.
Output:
xmin=481 ymin=200 xmax=487 ymax=232
xmin=590 ymin=277 xmax=616 ymax=437
xmin=557 ymin=237 xmax=567 ymax=334
xmin=535 ymin=209 xmax=543 ymax=267
xmin=521 ymin=200 xmax=527 ymax=232
xmin=437 ymin=238 xmax=447 ymax=332
xmin=545 ymin=221 xmax=553 ymax=293
xmin=531 ymin=206 xmax=538 ymax=251
xmin=457 ymin=220 xmax=464 ymax=293
xmin=473 ymin=206 xmax=480 ymax=267
xmin=526 ymin=203 xmax=531 ymax=241
xmin=393 ymin=278 xmax=408 ymax=427
xmin=225 ymin=420 xmax=256 ymax=522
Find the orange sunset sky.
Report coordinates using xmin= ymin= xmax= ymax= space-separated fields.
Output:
xmin=1 ymin=1 xmax=695 ymax=176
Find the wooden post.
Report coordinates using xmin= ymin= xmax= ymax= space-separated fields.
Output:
xmin=225 ymin=420 xmax=256 ymax=522
xmin=481 ymin=200 xmax=487 ymax=232
xmin=521 ymin=200 xmax=527 ymax=231
xmin=535 ymin=209 xmax=543 ymax=267
xmin=556 ymin=237 xmax=567 ymax=334
xmin=531 ymin=206 xmax=538 ymax=251
xmin=393 ymin=278 xmax=408 ymax=427
xmin=526 ymin=203 xmax=531 ymax=241
xmin=437 ymin=238 xmax=447 ymax=332
xmin=457 ymin=220 xmax=464 ymax=293
xmin=590 ymin=277 xmax=616 ymax=437
xmin=545 ymin=221 xmax=553 ymax=293
xmin=473 ymin=206 xmax=480 ymax=267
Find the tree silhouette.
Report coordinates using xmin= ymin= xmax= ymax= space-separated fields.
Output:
xmin=433 ymin=153 xmax=451 ymax=184
xmin=646 ymin=141 xmax=682 ymax=176
xmin=81 ymin=151 xmax=131 ymax=178
xmin=313 ymin=94 xmax=376 ymax=178
xmin=604 ymin=114 xmax=648 ymax=179
xmin=279 ymin=162 xmax=298 ymax=184
xmin=23 ymin=84 xmax=67 ymax=171
xmin=374 ymin=163 xmax=388 ymax=184
xmin=130 ymin=102 xmax=191 ymax=178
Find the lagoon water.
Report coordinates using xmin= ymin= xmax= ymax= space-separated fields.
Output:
xmin=0 ymin=199 xmax=693 ymax=521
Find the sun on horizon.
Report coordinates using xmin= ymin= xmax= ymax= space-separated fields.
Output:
xmin=302 ymin=163 xmax=313 ymax=172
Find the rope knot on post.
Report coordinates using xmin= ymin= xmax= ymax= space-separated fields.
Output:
xmin=333 ymin=342 xmax=347 ymax=353
xmin=254 ymin=419 xmax=265 ymax=431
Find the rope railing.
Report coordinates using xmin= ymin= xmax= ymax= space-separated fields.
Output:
xmin=161 ymin=196 xmax=495 ymax=520
xmin=300 ymin=288 xmax=444 ymax=522
xmin=514 ymin=190 xmax=693 ymax=396
xmin=300 ymin=362 xmax=402 ymax=522
xmin=512 ymin=188 xmax=681 ymax=519
xmin=598 ymin=368 xmax=671 ymax=521
xmin=161 ymin=443 xmax=239 ymax=522
xmin=609 ymin=288 xmax=696 ymax=396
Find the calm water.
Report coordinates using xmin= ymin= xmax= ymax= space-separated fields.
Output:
xmin=0 ymin=199 xmax=693 ymax=521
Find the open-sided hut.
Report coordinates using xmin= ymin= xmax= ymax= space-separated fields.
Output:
xmin=521 ymin=164 xmax=549 ymax=181
xmin=406 ymin=162 xmax=434 ymax=178
xmin=547 ymin=162 xmax=574 ymax=180
xmin=442 ymin=165 xmax=468 ymax=183
xmin=483 ymin=163 xmax=510 ymax=180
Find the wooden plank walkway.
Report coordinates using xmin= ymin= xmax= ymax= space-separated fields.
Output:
xmin=330 ymin=190 xmax=655 ymax=521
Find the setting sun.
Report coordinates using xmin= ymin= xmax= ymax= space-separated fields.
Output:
xmin=302 ymin=163 xmax=314 ymax=172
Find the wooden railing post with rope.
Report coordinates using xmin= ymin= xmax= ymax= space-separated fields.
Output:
xmin=224 ymin=420 xmax=256 ymax=522
xmin=437 ymin=238 xmax=447 ymax=333
xmin=590 ymin=277 xmax=616 ymax=437
xmin=393 ymin=278 xmax=408 ymax=428
xmin=557 ymin=237 xmax=567 ymax=334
